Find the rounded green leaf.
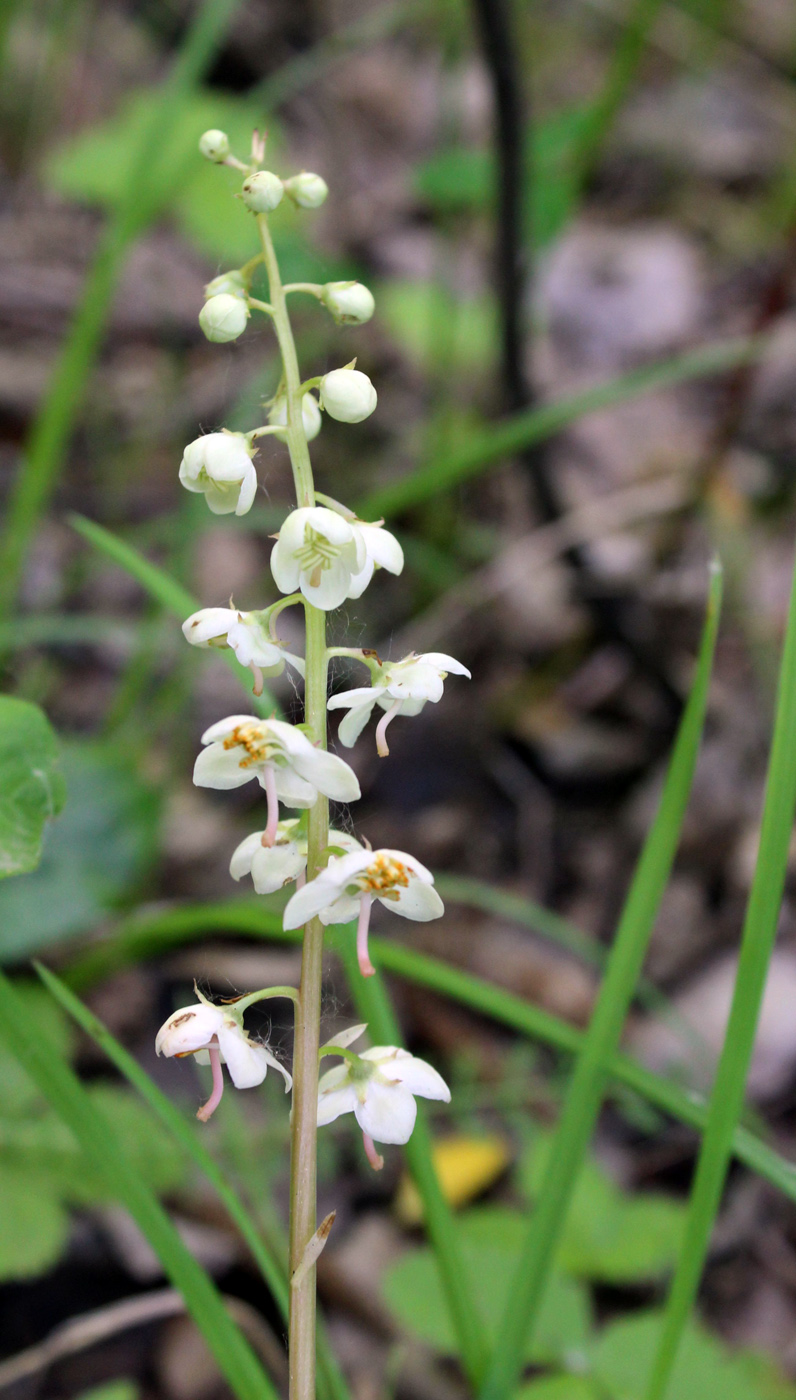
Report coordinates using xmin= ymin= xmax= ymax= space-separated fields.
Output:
xmin=0 ymin=697 xmax=65 ymax=880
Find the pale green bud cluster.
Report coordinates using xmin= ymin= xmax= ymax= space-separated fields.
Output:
xmin=199 ymin=294 xmax=249 ymax=343
xmin=242 ymin=170 xmax=284 ymax=214
xmin=321 ymin=282 xmax=375 ymax=326
xmin=283 ymin=172 xmax=328 ymax=209
xmin=319 ymin=368 xmax=377 ymax=423
xmin=199 ymin=129 xmax=230 ymax=162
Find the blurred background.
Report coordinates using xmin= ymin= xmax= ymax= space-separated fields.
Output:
xmin=5 ymin=0 xmax=796 ymax=1397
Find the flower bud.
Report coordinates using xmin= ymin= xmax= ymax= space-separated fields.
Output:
xmin=199 ymin=129 xmax=230 ymax=163
xmin=204 ymin=270 xmax=247 ymax=301
xmin=321 ymin=281 xmax=375 ymax=326
xmin=199 ymin=293 xmax=249 ymax=343
xmin=268 ymin=392 xmax=322 ymax=442
xmin=283 ymin=172 xmax=328 ymax=209
xmin=319 ymin=368 xmax=377 ymax=424
xmin=241 ymin=170 xmax=284 ymax=213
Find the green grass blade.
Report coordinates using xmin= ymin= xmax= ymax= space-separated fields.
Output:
xmin=62 ymin=895 xmax=796 ymax=1212
xmin=35 ymin=964 xmax=351 ymax=1400
xmin=0 ymin=0 xmax=242 ymax=619
xmin=477 ymin=562 xmax=723 ymax=1400
xmin=0 ymin=964 xmax=276 ymax=1400
xmin=335 ymin=939 xmax=492 ymax=1390
xmin=356 ymin=336 xmax=766 ymax=520
xmin=69 ymin=514 xmax=281 ymax=716
xmin=645 ymin=548 xmax=796 ymax=1400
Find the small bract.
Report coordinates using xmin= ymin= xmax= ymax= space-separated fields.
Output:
xmin=283 ymin=172 xmax=328 ymax=208
xmin=199 ymin=129 xmax=230 ymax=162
xmin=319 ymin=368 xmax=377 ymax=423
xmin=199 ymin=293 xmax=249 ymax=343
xmin=179 ymin=433 xmax=257 ymax=516
xmin=321 ymin=282 xmax=375 ymax=326
xmin=242 ymin=170 xmax=284 ymax=213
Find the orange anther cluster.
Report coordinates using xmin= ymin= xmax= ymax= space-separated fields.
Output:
xmin=357 ymin=853 xmax=410 ymax=894
xmin=223 ymin=723 xmax=271 ymax=768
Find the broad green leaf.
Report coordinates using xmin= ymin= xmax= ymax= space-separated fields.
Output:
xmin=382 ymin=1210 xmax=592 ymax=1365
xmin=0 ymin=981 xmax=74 ymax=1113
xmin=521 ymin=1136 xmax=685 ymax=1283
xmin=0 ymin=743 xmax=160 ymax=960
xmin=62 ymin=1086 xmax=184 ymax=1201
xmin=0 ymin=1164 xmax=69 ymax=1279
xmin=590 ymin=1311 xmax=796 ymax=1400
xmin=378 ymin=281 xmax=497 ymax=375
xmin=0 ymin=697 xmax=64 ymax=879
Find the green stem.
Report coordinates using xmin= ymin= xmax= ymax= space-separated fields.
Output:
xmin=283 ymin=283 xmax=324 ymax=298
xmin=257 ymin=211 xmax=326 ymax=1400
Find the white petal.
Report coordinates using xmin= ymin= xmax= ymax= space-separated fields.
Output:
xmin=182 ymin=608 xmax=237 ymax=648
xmin=319 ymin=892 xmax=362 ymax=925
xmin=235 ymin=463 xmax=257 ymax=516
xmin=317 ymin=1082 xmax=358 ymax=1127
xmin=373 ymin=1048 xmax=451 ymax=1102
xmin=229 ymin=831 xmax=262 ymax=880
xmin=204 ymin=480 xmax=242 ymax=514
xmin=355 ymin=1081 xmax=417 ymax=1145
xmin=282 ymin=650 xmax=306 ymax=679
xmin=200 ymin=715 xmax=261 ymax=745
xmin=421 ymin=652 xmax=472 ymax=678
xmin=217 ymin=1022 xmax=270 ymax=1089
xmin=345 ymin=557 xmax=374 ymax=601
xmin=283 ymin=868 xmax=350 ymax=928
xmin=300 ymin=559 xmax=352 ymax=610
xmin=302 ymin=507 xmax=356 ymax=547
xmin=193 ymin=743 xmax=255 ymax=790
xmin=274 ymin=507 xmax=314 ymax=554
xmin=250 ymin=840 xmax=306 ymax=893
xmin=337 ymin=700 xmax=378 ymax=748
xmin=290 ymin=747 xmax=361 ymax=803
xmin=322 ymin=1023 xmax=367 ymax=1051
xmin=270 ymin=537 xmax=302 ymax=594
xmin=327 ymin=687 xmax=377 ymax=712
xmin=272 ymin=766 xmax=317 ymax=808
xmin=388 ymin=875 xmax=444 ymax=921
xmin=358 ymin=523 xmax=404 ymax=575
xmin=385 ymin=664 xmax=444 ymax=704
xmin=156 ymin=1003 xmax=223 ymax=1057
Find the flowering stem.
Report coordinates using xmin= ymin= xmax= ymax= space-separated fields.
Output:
xmin=257 ymin=209 xmax=326 ymax=1400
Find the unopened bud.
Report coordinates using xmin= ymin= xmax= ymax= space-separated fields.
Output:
xmin=283 ymin=172 xmax=328 ymax=209
xmin=199 ymin=129 xmax=230 ymax=163
xmin=321 ymin=281 xmax=375 ymax=326
xmin=241 ymin=170 xmax=284 ymax=213
xmin=199 ymin=294 xmax=249 ymax=343
xmin=319 ymin=368 xmax=377 ymax=424
xmin=268 ymin=392 xmax=322 ymax=442
xmin=204 ymin=270 xmax=247 ymax=301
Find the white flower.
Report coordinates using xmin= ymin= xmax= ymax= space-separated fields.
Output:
xmin=194 ymin=713 xmax=360 ymax=845
xmin=241 ymin=170 xmax=284 ymax=213
xmin=328 ymin=652 xmax=470 ymax=755
xmin=268 ymin=392 xmax=322 ymax=443
xmin=283 ymin=847 xmax=443 ymax=975
xmin=156 ymin=990 xmax=291 ymax=1121
xmin=319 ymin=368 xmax=377 ymax=423
xmin=199 ymin=129 xmax=230 ymax=163
xmin=182 ymin=607 xmax=305 ymax=695
xmin=199 ymin=293 xmax=249 ymax=343
xmin=346 ymin=521 xmax=404 ymax=599
xmin=270 ymin=506 xmax=366 ymax=610
xmin=317 ymin=1028 xmax=450 ymax=1165
xmin=179 ymin=433 xmax=257 ymax=516
xmin=231 ymin=821 xmax=362 ymax=895
xmin=283 ymin=172 xmax=328 ymax=208
xmin=321 ymin=282 xmax=375 ymax=325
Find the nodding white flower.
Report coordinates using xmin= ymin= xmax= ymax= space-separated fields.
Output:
xmin=231 ymin=821 xmax=362 ymax=895
xmin=270 ymin=506 xmax=366 ymax=611
xmin=156 ymin=990 xmax=291 ymax=1122
xmin=319 ymin=368 xmax=377 ymax=423
xmin=283 ymin=848 xmax=443 ymax=976
xmin=179 ymin=433 xmax=257 ymax=516
xmin=241 ymin=170 xmax=284 ymax=213
xmin=199 ymin=129 xmax=230 ymax=163
xmin=268 ymin=392 xmax=322 ymax=443
xmin=346 ymin=520 xmax=404 ymax=599
xmin=283 ymin=172 xmax=328 ymax=208
xmin=328 ymin=652 xmax=470 ymax=755
xmin=321 ymin=282 xmax=375 ymax=326
xmin=193 ymin=714 xmax=360 ymax=846
xmin=182 ymin=607 xmax=305 ymax=696
xmin=317 ymin=1028 xmax=450 ymax=1167
xmin=199 ymin=293 xmax=249 ymax=343
xmin=204 ymin=270 xmax=247 ymax=301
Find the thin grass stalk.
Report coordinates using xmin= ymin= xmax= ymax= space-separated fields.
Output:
xmin=0 ymin=0 xmax=242 ymax=621
xmin=645 ymin=547 xmax=796 ymax=1399
xmin=337 ymin=940 xmax=492 ymax=1389
xmin=477 ymin=562 xmax=723 ymax=1400
xmin=0 ymin=966 xmax=275 ymax=1400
